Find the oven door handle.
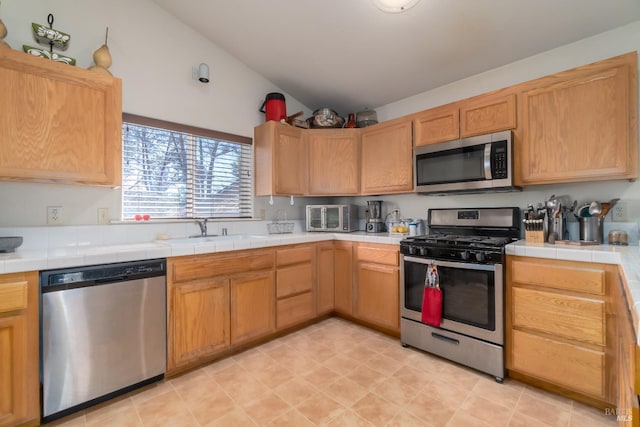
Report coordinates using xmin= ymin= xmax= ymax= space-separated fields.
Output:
xmin=403 ymin=256 xmax=498 ymax=272
xmin=431 ymin=332 xmax=460 ymax=345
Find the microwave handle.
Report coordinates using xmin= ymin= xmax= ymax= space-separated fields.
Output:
xmin=321 ymin=207 xmax=326 ymax=229
xmin=484 ymin=143 xmax=492 ymax=180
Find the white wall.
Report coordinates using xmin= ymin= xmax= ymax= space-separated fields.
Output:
xmin=0 ymin=0 xmax=314 ymax=226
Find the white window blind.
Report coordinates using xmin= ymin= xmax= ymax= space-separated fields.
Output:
xmin=122 ymin=114 xmax=253 ymax=220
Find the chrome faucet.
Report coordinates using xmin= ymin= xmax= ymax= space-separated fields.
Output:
xmin=194 ymin=218 xmax=208 ymax=236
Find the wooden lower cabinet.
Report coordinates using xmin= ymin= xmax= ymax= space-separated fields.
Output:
xmin=230 ymin=271 xmax=275 ymax=344
xmin=171 ymin=279 xmax=230 ymax=368
xmin=354 ymin=243 xmax=400 ymax=333
xmin=167 ymin=250 xmax=274 ymax=373
xmin=275 ymin=245 xmax=315 ymax=330
xmin=506 ymin=256 xmax=617 ymax=405
xmin=0 ymin=271 xmax=39 ymax=427
xmin=316 ymin=242 xmax=335 ymax=315
xmin=334 ymin=242 xmax=354 ymax=316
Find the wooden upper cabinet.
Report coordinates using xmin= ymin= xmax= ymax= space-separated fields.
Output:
xmin=361 ymin=118 xmax=413 ymax=195
xmin=0 ymin=49 xmax=122 ymax=186
xmin=413 ymin=104 xmax=459 ymax=146
xmin=254 ymin=121 xmax=307 ymax=196
xmin=307 ymin=129 xmax=360 ymax=195
xmin=460 ymin=92 xmax=516 ymax=137
xmin=516 ymin=52 xmax=638 ymax=185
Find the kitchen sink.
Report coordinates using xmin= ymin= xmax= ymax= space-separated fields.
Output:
xmin=156 ymin=234 xmax=269 ymax=245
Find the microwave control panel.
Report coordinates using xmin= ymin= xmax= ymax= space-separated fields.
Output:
xmin=491 ymin=140 xmax=508 ymax=179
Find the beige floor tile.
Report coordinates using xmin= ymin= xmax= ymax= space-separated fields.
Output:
xmin=202 ymin=407 xmax=258 ymax=427
xmin=242 ymin=391 xmax=291 ymax=426
xmin=177 ymin=382 xmax=236 ymax=426
xmin=303 ymin=365 xmax=343 ymax=388
xmin=346 ymin=364 xmax=388 ymax=390
xmin=323 ymin=377 xmax=369 ymax=407
xmin=321 ymin=354 xmax=362 ymax=376
xmin=362 ymin=352 xmax=402 ymax=377
xmin=391 ymin=364 xmax=433 ymax=391
xmin=128 ymin=380 xmax=174 ymax=407
xmin=371 ymin=375 xmax=418 ymax=407
xmin=322 ymin=409 xmax=375 ymax=426
xmin=447 ymin=410 xmax=494 ymax=427
xmin=266 ymin=408 xmax=316 ymax=427
xmin=387 ymin=409 xmax=435 ymax=427
xmin=521 ymin=384 xmax=574 ymax=409
xmin=570 ymin=402 xmax=618 ymax=426
xmin=513 ymin=392 xmax=572 ymax=426
xmin=219 ymin=376 xmax=272 ymax=404
xmin=459 ymin=394 xmax=513 ymax=426
xmin=424 ymin=378 xmax=473 ymax=408
xmin=46 ymin=414 xmax=87 ymax=426
xmin=295 ymin=391 xmax=347 ymax=425
xmin=405 ymin=390 xmax=457 ymax=426
xmin=471 ymin=376 xmax=525 ymax=409
xmin=250 ymin=362 xmax=295 ymax=389
xmin=274 ymin=378 xmax=319 ymax=406
xmin=84 ymin=397 xmax=141 ymax=427
xmin=350 ymin=392 xmax=400 ymax=425
xmin=135 ymin=389 xmax=199 ymax=427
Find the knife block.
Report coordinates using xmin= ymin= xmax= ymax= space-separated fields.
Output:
xmin=525 ymin=230 xmax=545 ymax=244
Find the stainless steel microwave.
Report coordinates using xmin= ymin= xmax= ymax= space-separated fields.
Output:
xmin=306 ymin=204 xmax=358 ymax=232
xmin=414 ymin=130 xmax=520 ymax=195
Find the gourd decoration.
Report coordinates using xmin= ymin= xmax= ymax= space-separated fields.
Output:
xmin=88 ymin=27 xmax=112 ymax=75
xmin=0 ymin=2 xmax=9 ymax=49
xmin=22 ymin=13 xmax=76 ymax=65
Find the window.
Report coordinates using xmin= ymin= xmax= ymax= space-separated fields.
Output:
xmin=122 ymin=113 xmax=253 ymax=220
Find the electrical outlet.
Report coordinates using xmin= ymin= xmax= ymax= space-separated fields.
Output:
xmin=98 ymin=208 xmax=110 ymax=225
xmin=612 ymin=204 xmax=627 ymax=222
xmin=47 ymin=206 xmax=63 ymax=225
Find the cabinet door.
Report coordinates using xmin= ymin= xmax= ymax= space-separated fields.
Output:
xmin=355 ymin=263 xmax=399 ymax=332
xmin=316 ymin=243 xmax=335 ymax=315
xmin=230 ymin=271 xmax=275 ymax=345
xmin=0 ymin=49 xmax=122 ymax=186
xmin=361 ymin=119 xmax=413 ymax=195
xmin=254 ymin=121 xmax=306 ymax=195
xmin=517 ymin=52 xmax=637 ymax=185
xmin=307 ymin=130 xmax=360 ymax=195
xmin=0 ymin=272 xmax=38 ymax=427
xmin=334 ymin=242 xmax=353 ymax=316
xmin=413 ymin=104 xmax=459 ymax=146
xmin=170 ymin=279 xmax=230 ymax=369
xmin=460 ymin=93 xmax=516 ymax=137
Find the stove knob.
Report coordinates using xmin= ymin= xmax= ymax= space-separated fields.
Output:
xmin=460 ymin=251 xmax=470 ymax=261
xmin=419 ymin=246 xmax=428 ymax=256
xmin=408 ymin=245 xmax=417 ymax=255
xmin=475 ymin=252 xmax=486 ymax=263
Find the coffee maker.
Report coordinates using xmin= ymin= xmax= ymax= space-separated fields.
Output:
xmin=365 ymin=200 xmax=385 ymax=233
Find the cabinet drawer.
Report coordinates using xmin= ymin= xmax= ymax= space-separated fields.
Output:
xmin=511 ymin=260 xmax=605 ymax=295
xmin=171 ymin=251 xmax=273 ymax=282
xmin=356 ymin=245 xmax=398 ymax=266
xmin=277 ymin=263 xmax=313 ymax=298
xmin=277 ymin=292 xmax=314 ymax=329
xmin=0 ymin=280 xmax=28 ymax=313
xmin=511 ymin=330 xmax=605 ymax=399
xmin=276 ymin=246 xmax=313 ymax=267
xmin=512 ymin=287 xmax=605 ymax=346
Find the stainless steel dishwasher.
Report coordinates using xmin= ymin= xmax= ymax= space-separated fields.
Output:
xmin=40 ymin=259 xmax=166 ymax=423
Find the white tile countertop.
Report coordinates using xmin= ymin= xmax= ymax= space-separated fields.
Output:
xmin=506 ymin=240 xmax=640 ymax=343
xmin=0 ymin=231 xmax=403 ymax=275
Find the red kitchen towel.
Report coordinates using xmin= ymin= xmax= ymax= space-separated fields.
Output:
xmin=421 ymin=286 xmax=443 ymax=326
xmin=421 ymin=263 xmax=442 ymax=326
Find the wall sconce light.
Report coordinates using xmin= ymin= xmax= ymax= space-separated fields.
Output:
xmin=192 ymin=63 xmax=210 ymax=83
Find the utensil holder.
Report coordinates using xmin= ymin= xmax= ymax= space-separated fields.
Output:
xmin=578 ymin=217 xmax=603 ymax=243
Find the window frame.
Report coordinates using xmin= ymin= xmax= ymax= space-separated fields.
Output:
xmin=121 ymin=113 xmax=253 ymax=221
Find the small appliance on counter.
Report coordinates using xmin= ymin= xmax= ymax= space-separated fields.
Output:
xmin=306 ymin=204 xmax=358 ymax=232
xmin=365 ymin=200 xmax=386 ymax=233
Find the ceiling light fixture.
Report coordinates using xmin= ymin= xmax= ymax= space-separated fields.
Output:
xmin=372 ymin=0 xmax=421 ymax=13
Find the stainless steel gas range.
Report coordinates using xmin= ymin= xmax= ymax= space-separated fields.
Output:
xmin=400 ymin=207 xmax=520 ymax=383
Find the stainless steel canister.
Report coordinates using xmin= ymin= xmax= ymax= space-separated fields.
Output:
xmin=579 ymin=217 xmax=603 ymax=243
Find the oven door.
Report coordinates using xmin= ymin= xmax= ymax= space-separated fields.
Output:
xmin=401 ymin=255 xmax=503 ymax=345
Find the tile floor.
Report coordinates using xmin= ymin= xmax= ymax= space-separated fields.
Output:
xmin=48 ymin=318 xmax=617 ymax=426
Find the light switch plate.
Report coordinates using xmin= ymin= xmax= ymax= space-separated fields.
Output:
xmin=98 ymin=208 xmax=110 ymax=224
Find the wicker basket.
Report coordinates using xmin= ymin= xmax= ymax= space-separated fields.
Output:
xmin=267 ymin=222 xmax=294 ymax=234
